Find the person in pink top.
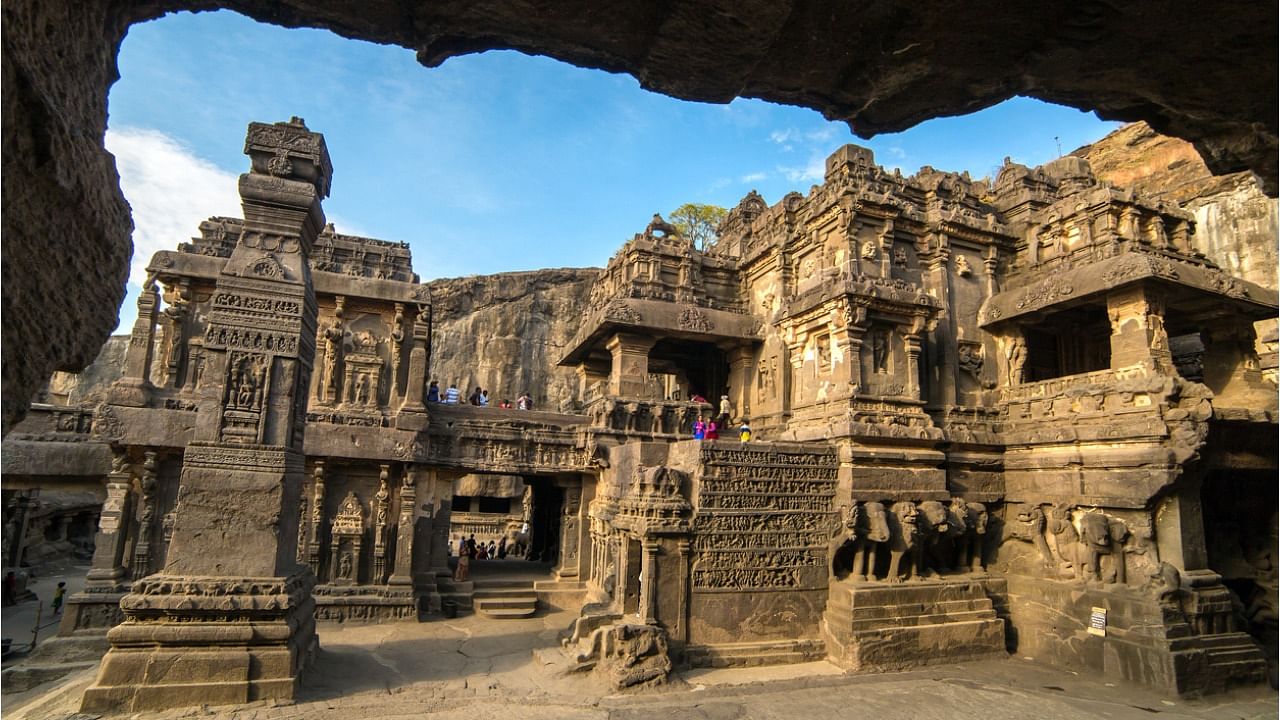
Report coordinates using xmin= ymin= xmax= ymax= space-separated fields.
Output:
xmin=705 ymin=419 xmax=719 ymax=440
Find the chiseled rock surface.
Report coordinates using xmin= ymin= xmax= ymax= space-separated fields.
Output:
xmin=3 ymin=0 xmax=1276 ymax=434
xmin=427 ymin=268 xmax=599 ymax=412
xmin=1074 ymin=122 xmax=1278 ymax=290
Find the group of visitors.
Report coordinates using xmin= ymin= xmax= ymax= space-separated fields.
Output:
xmin=452 ymin=533 xmax=528 ymax=581
xmin=691 ymin=393 xmax=751 ymax=442
xmin=426 ymin=381 xmax=533 ymax=411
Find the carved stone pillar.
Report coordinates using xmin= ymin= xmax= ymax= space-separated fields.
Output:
xmin=372 ymin=465 xmax=391 ymax=583
xmin=397 ymin=302 xmax=431 ymax=430
xmin=676 ymin=539 xmax=691 ymax=644
xmin=388 ymin=465 xmax=416 ymax=587
xmin=1106 ymin=285 xmax=1172 ymax=370
xmin=159 ymin=280 xmax=191 ymax=389
xmin=130 ymin=451 xmax=160 ymax=580
xmin=86 ymin=456 xmax=134 ymax=590
xmin=389 ymin=303 xmax=406 ymax=407
xmin=903 ymin=317 xmax=927 ymax=402
xmin=726 ymin=346 xmax=755 ymax=422
xmin=639 ymin=539 xmax=660 ymax=624
xmin=556 ymin=484 xmax=583 ymax=581
xmin=84 ymin=119 xmax=331 ymax=712
xmin=607 ymin=333 xmax=655 ymax=398
xmin=307 ymin=461 xmax=326 ymax=578
xmin=108 ymin=282 xmax=160 ymax=407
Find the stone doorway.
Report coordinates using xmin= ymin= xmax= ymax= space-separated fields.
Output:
xmin=1202 ymin=468 xmax=1278 ymax=676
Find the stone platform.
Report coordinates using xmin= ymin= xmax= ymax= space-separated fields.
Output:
xmin=822 ymin=577 xmax=1007 ymax=672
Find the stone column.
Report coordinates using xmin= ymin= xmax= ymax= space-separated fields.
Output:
xmin=85 ymin=457 xmax=134 ymax=590
xmin=676 ymin=539 xmax=691 ymax=644
xmin=726 ymin=346 xmax=755 ymax=422
xmin=108 ymin=282 xmax=160 ymax=407
xmin=555 ymin=484 xmax=583 ymax=581
xmin=307 ymin=461 xmax=326 ymax=579
xmin=607 ymin=333 xmax=655 ymax=398
xmin=1106 ymin=285 xmax=1171 ymax=370
xmin=4 ymin=492 xmax=34 ymax=569
xmin=397 ymin=302 xmax=431 ymax=430
xmin=388 ymin=465 xmax=416 ymax=587
xmin=638 ymin=539 xmax=660 ymax=623
xmin=83 ymin=119 xmax=332 ymax=713
xmin=903 ymin=316 xmax=928 ymax=402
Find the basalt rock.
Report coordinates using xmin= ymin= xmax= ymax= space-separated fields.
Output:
xmin=3 ymin=0 xmax=1277 ymax=434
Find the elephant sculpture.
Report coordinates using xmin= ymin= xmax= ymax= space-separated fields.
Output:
xmin=1047 ymin=505 xmax=1079 ymax=577
xmin=886 ymin=501 xmax=922 ymax=582
xmin=955 ymin=501 xmax=989 ymax=572
xmin=1079 ymin=512 xmax=1129 ymax=584
xmin=918 ymin=500 xmax=953 ymax=576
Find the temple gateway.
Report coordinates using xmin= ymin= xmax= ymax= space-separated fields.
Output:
xmin=3 ymin=119 xmax=1275 ymax=710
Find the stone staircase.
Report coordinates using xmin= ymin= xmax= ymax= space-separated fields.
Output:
xmin=473 ymin=579 xmax=538 ymax=619
xmin=684 ymin=639 xmax=827 ymax=668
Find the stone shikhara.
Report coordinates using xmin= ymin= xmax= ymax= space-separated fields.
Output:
xmin=4 ymin=121 xmax=1276 ymax=710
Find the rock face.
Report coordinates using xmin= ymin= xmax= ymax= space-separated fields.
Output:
xmin=1074 ymin=122 xmax=1278 ymax=291
xmin=3 ymin=0 xmax=1276 ymax=434
xmin=43 ymin=336 xmax=130 ymax=406
xmin=427 ymin=268 xmax=599 ymax=412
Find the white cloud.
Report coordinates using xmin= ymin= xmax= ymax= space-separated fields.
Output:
xmin=805 ymin=127 xmax=836 ymax=143
xmin=740 ymin=172 xmax=767 ymax=183
xmin=769 ymin=128 xmax=798 ymax=144
xmin=106 ymin=127 xmax=241 ymax=292
xmin=778 ymin=155 xmax=826 ymax=183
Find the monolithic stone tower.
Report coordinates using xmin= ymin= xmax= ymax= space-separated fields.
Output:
xmin=81 ymin=118 xmax=331 ymax=711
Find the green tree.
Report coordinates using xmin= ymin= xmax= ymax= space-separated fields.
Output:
xmin=669 ymin=203 xmax=728 ymax=251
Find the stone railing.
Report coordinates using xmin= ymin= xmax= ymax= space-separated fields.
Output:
xmin=6 ymin=403 xmax=96 ymax=442
xmin=584 ymin=396 xmax=714 ymax=438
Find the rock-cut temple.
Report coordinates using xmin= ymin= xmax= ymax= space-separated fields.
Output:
xmin=2 ymin=118 xmax=1276 ymax=710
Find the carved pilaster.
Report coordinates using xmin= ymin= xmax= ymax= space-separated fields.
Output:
xmin=109 ymin=281 xmax=160 ymax=406
xmin=639 ymin=539 xmax=660 ymax=624
xmin=307 ymin=461 xmax=326 ymax=577
xmin=373 ymin=465 xmax=390 ymax=583
xmin=607 ymin=333 xmax=656 ymax=398
xmin=86 ymin=453 xmax=134 ymax=590
xmin=131 ymin=451 xmax=160 ymax=579
xmin=388 ymin=465 xmax=416 ymax=586
xmin=397 ymin=302 xmax=431 ymax=429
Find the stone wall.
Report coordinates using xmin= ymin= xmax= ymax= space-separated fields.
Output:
xmin=427 ymin=268 xmax=599 ymax=412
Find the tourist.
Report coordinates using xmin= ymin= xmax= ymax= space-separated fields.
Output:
xmin=52 ymin=581 xmax=66 ymax=615
xmin=705 ymin=419 xmax=719 ymax=440
xmin=454 ymin=536 xmax=472 ymax=581
xmin=469 ymin=387 xmax=483 ymax=405
xmin=427 ymin=380 xmax=440 ymax=403
xmin=444 ymin=383 xmax=460 ymax=404
xmin=718 ymin=395 xmax=732 ymax=426
xmin=739 ymin=419 xmax=752 ymax=443
xmin=497 ymin=536 xmax=508 ymax=559
xmin=487 ymin=540 xmax=497 ymax=558
xmin=466 ymin=534 xmax=478 ymax=560
xmin=690 ymin=392 xmax=707 ymax=404
xmin=479 ymin=389 xmax=489 ymax=407
xmin=693 ymin=415 xmax=706 ymax=440
xmin=476 ymin=543 xmax=488 ymax=560
xmin=500 ymin=399 xmax=512 ymax=409
xmin=517 ymin=392 xmax=532 ymax=410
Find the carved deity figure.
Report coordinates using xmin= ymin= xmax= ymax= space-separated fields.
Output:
xmin=871 ymin=330 xmax=889 ymax=373
xmin=1005 ymin=335 xmax=1027 ymax=386
xmin=339 ymin=550 xmax=354 ymax=580
xmin=860 ymin=240 xmax=878 ymax=260
xmin=1079 ymin=512 xmax=1129 ymax=584
xmin=955 ymin=254 xmax=972 ymax=277
xmin=886 ymin=501 xmax=922 ymax=582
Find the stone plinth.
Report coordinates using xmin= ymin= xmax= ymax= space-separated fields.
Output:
xmin=822 ymin=577 xmax=1006 ymax=672
xmin=1004 ymin=574 xmax=1267 ymax=696
xmin=80 ymin=571 xmax=317 ymax=712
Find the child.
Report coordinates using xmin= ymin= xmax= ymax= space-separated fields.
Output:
xmin=693 ymin=415 xmax=706 ymax=440
xmin=705 ymin=420 xmax=719 ymax=440
xmin=739 ymin=419 xmax=752 ymax=443
xmin=52 ymin=581 xmax=66 ymax=615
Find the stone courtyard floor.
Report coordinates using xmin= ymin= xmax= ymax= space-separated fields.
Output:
xmin=3 ymin=602 xmax=1277 ymax=720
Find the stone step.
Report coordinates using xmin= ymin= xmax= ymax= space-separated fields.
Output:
xmin=474 ymin=595 xmax=538 ymax=609
xmin=473 ymin=586 xmax=537 ymax=598
xmin=473 ymin=578 xmax=538 ymax=590
xmin=846 ymin=609 xmax=996 ymax=631
xmin=834 ymin=598 xmax=993 ymax=616
xmin=685 ymin=640 xmax=826 ymax=668
xmin=474 ymin=605 xmax=537 ymax=619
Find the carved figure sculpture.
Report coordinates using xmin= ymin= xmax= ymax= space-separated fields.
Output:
xmin=917 ymin=501 xmax=952 ymax=575
xmin=886 ymin=501 xmax=921 ymax=582
xmin=871 ymin=330 xmax=889 ymax=373
xmin=1008 ymin=505 xmax=1054 ymax=567
xmin=956 ymin=501 xmax=989 ymax=571
xmin=1047 ymin=505 xmax=1079 ymax=577
xmin=831 ymin=503 xmax=889 ymax=582
xmin=1005 ymin=335 xmax=1027 ymax=385
xmin=1079 ymin=512 xmax=1129 ymax=584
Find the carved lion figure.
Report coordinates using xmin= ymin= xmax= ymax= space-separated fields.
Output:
xmin=956 ymin=501 xmax=990 ymax=572
xmin=917 ymin=500 xmax=952 ymax=576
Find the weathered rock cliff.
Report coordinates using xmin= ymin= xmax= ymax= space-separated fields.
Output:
xmin=1074 ymin=122 xmax=1278 ymax=291
xmin=427 ymin=267 xmax=600 ymax=412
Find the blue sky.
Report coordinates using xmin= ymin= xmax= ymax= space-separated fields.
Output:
xmin=107 ymin=9 xmax=1121 ymax=330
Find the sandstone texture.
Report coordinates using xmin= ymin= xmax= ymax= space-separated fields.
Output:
xmin=3 ymin=0 xmax=1276 ymax=433
xmin=427 ymin=269 xmax=599 ymax=412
